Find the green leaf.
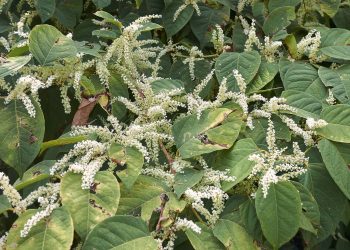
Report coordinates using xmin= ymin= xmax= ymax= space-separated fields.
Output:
xmin=14 ymin=160 xmax=54 ymax=191
xmin=140 ymin=192 xmax=186 ymax=222
xmin=163 ymin=1 xmax=194 ymax=37
xmin=60 ymin=171 xmax=120 ymax=239
xmin=174 ymin=168 xmax=204 ymax=198
xmin=255 ymin=181 xmax=302 ymax=249
xmin=6 ymin=207 xmax=73 ymax=250
xmin=321 ymin=46 xmax=350 ymax=61
xmin=303 ymin=163 xmax=347 ymax=244
xmin=263 ymin=6 xmax=296 ymax=35
xmin=151 ymin=78 xmax=185 ymax=94
xmin=0 ymin=99 xmax=45 ymax=176
xmin=186 ymin=223 xmax=225 ymax=250
xmin=29 ymin=24 xmax=77 ymax=65
xmin=282 ymin=90 xmax=323 ymax=119
xmin=320 ymin=0 xmax=341 ymax=17
xmin=317 ymin=104 xmax=350 ymax=143
xmin=215 ymin=51 xmax=261 ymax=91
xmin=213 ymin=219 xmax=257 ymax=250
xmin=190 ymin=4 xmax=229 ymax=48
xmin=281 ymin=63 xmax=318 ymax=91
xmin=213 ymin=138 xmax=258 ymax=190
xmin=319 ymin=139 xmax=350 ymax=199
xmin=92 ymin=0 xmax=111 ymax=8
xmin=239 ymin=200 xmax=263 ymax=240
xmin=54 ymin=0 xmax=83 ymax=29
xmin=292 ymin=182 xmax=320 ymax=227
xmin=83 ymin=215 xmax=158 ymax=250
xmin=319 ymin=28 xmax=350 ymax=47
xmin=108 ymin=143 xmax=144 ymax=189
xmin=268 ymin=0 xmax=301 ymax=11
xmin=117 ymin=176 xmax=168 ymax=215
xmin=247 ymin=61 xmax=278 ymax=94
xmin=109 ymin=73 xmax=129 ymax=119
xmin=172 ymin=108 xmax=242 ymax=159
xmin=35 ymin=0 xmax=56 ymax=22
xmin=0 ymin=55 xmax=31 ymax=78
xmin=0 ymin=195 xmax=11 ymax=214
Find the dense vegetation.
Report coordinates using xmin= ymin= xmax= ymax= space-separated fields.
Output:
xmin=0 ymin=0 xmax=350 ymax=249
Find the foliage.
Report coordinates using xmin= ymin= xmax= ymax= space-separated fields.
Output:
xmin=0 ymin=0 xmax=350 ymax=249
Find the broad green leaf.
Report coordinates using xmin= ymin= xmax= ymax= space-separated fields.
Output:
xmin=92 ymin=29 xmax=117 ymax=39
xmin=0 ymin=55 xmax=31 ymax=78
xmin=117 ymin=176 xmax=169 ymax=215
xmin=303 ymin=163 xmax=347 ymax=244
xmin=92 ymin=0 xmax=111 ymax=8
xmin=320 ymin=0 xmax=341 ymax=17
xmin=292 ymin=182 xmax=320 ymax=227
xmin=60 ymin=171 xmax=120 ymax=239
xmin=0 ymin=195 xmax=11 ymax=214
xmin=174 ymin=168 xmax=204 ymax=198
xmin=319 ymin=28 xmax=350 ymax=47
xmin=215 ymin=51 xmax=261 ymax=91
xmin=319 ymin=139 xmax=350 ymax=199
xmin=35 ymin=0 xmax=56 ymax=22
xmin=83 ymin=215 xmax=158 ymax=250
xmin=247 ymin=60 xmax=278 ymax=93
xmin=139 ymin=22 xmax=163 ymax=32
xmin=255 ymin=181 xmax=302 ymax=249
xmin=190 ymin=3 xmax=229 ymax=48
xmin=318 ymin=66 xmax=343 ymax=87
xmin=14 ymin=160 xmax=54 ymax=190
xmin=213 ymin=138 xmax=258 ymax=190
xmin=243 ymin=116 xmax=291 ymax=148
xmin=109 ymin=74 xmax=129 ymax=119
xmin=151 ymin=78 xmax=185 ymax=94
xmin=263 ymin=6 xmax=296 ymax=35
xmin=6 ymin=207 xmax=73 ymax=250
xmin=29 ymin=24 xmax=77 ymax=65
xmin=321 ymin=46 xmax=350 ymax=61
xmin=163 ymin=1 xmax=194 ymax=37
xmin=317 ymin=104 xmax=350 ymax=143
xmin=213 ymin=219 xmax=257 ymax=250
xmin=282 ymin=90 xmax=323 ymax=118
xmin=300 ymin=213 xmax=317 ymax=235
xmin=0 ymin=99 xmax=45 ymax=176
xmin=172 ymin=108 xmax=242 ymax=159
xmin=333 ymin=7 xmax=350 ymax=29
xmin=108 ymin=143 xmax=144 ymax=189
xmin=54 ymin=0 xmax=83 ymax=29
xmin=268 ymin=0 xmax=301 ymax=11
xmin=281 ymin=63 xmax=318 ymax=91
xmin=239 ymin=200 xmax=263 ymax=240
xmin=140 ymin=192 xmax=186 ymax=222
xmin=186 ymin=223 xmax=225 ymax=250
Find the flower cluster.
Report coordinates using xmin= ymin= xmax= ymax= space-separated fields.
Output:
xmin=0 ymin=172 xmax=22 ymax=209
xmin=248 ymin=119 xmax=309 ymax=197
xmin=296 ymin=29 xmax=323 ymax=63
xmin=240 ymin=16 xmax=282 ymax=62
xmin=173 ymin=0 xmax=201 ymax=22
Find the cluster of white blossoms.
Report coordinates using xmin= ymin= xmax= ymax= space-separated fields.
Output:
xmin=326 ymin=88 xmax=336 ymax=105
xmin=162 ymin=218 xmax=201 ymax=250
xmin=0 ymin=171 xmax=61 ymax=238
xmin=173 ymin=0 xmax=201 ymax=22
xmin=248 ymin=119 xmax=309 ymax=197
xmin=211 ymin=25 xmax=227 ymax=53
xmin=184 ymin=159 xmax=235 ymax=226
xmin=296 ymin=29 xmax=323 ymax=63
xmin=51 ymin=140 xmax=107 ymax=189
xmin=237 ymin=0 xmax=254 ymax=13
xmin=0 ymin=37 xmax=10 ymax=51
xmin=4 ymin=74 xmax=54 ymax=117
xmin=240 ymin=16 xmax=282 ymax=62
xmin=0 ymin=172 xmax=22 ymax=209
xmin=96 ymin=15 xmax=162 ymax=86
xmin=0 ymin=232 xmax=8 ymax=250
